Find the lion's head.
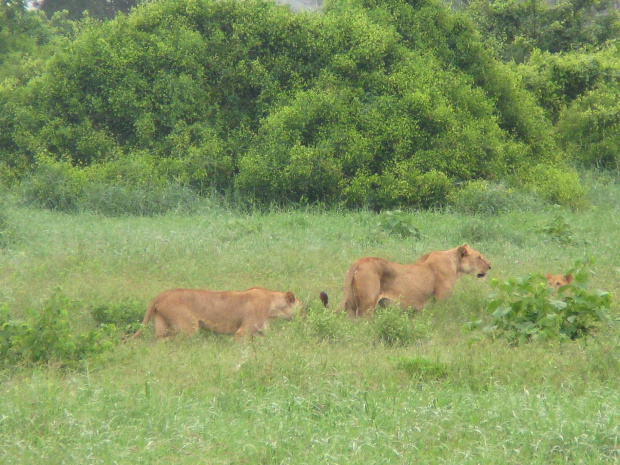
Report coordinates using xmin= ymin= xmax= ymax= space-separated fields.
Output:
xmin=546 ymin=273 xmax=573 ymax=289
xmin=268 ymin=291 xmax=302 ymax=320
xmin=457 ymin=244 xmax=492 ymax=278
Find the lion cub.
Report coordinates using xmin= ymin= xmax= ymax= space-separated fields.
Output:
xmin=546 ymin=273 xmax=573 ymax=290
xmin=132 ymin=287 xmax=302 ymax=340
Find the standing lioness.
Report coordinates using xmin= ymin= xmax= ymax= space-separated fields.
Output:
xmin=337 ymin=244 xmax=491 ymax=317
xmin=132 ymin=287 xmax=302 ymax=339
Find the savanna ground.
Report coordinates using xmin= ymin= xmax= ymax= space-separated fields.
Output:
xmin=0 ymin=175 xmax=619 ymax=464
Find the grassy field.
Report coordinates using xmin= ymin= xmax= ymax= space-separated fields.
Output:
xmin=0 ymin=178 xmax=619 ymax=464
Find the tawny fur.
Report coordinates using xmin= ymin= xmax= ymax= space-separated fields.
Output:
xmin=131 ymin=287 xmax=301 ymax=340
xmin=335 ymin=244 xmax=491 ymax=317
xmin=546 ymin=273 xmax=573 ymax=290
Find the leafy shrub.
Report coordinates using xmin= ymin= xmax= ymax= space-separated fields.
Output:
xmin=0 ymin=290 xmax=117 ymax=368
xmin=471 ymin=261 xmax=613 ymax=345
xmin=18 ymin=155 xmax=86 ymax=211
xmin=303 ymin=304 xmax=352 ymax=342
xmin=377 ymin=210 xmax=421 ymax=239
xmin=90 ymin=299 xmax=144 ymax=335
xmin=539 ymin=208 xmax=575 ymax=245
xmin=524 ymin=164 xmax=587 ymax=208
xmin=2 ymin=0 xmax=576 ymax=210
xmin=371 ymin=306 xmax=426 ymax=347
xmin=556 ymin=82 xmax=620 ymax=171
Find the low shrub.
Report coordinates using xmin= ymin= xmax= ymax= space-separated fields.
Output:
xmin=371 ymin=306 xmax=427 ymax=347
xmin=377 ymin=210 xmax=421 ymax=239
xmin=524 ymin=164 xmax=587 ymax=209
xmin=539 ymin=207 xmax=575 ymax=245
xmin=469 ymin=260 xmax=613 ymax=345
xmin=303 ymin=304 xmax=353 ymax=343
xmin=0 ymin=290 xmax=117 ymax=368
xmin=90 ymin=299 xmax=144 ymax=335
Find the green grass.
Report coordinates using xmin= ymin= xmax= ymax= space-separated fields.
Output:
xmin=0 ymin=182 xmax=619 ymax=464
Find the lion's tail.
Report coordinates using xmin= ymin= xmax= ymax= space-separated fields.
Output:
xmin=131 ymin=300 xmax=157 ymax=339
xmin=319 ymin=291 xmax=329 ymax=308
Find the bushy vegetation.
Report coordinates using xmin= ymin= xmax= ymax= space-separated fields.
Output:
xmin=4 ymin=0 xmax=613 ymax=211
xmin=0 ymin=290 xmax=117 ymax=368
xmin=469 ymin=260 xmax=613 ymax=345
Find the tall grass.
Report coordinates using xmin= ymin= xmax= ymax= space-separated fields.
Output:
xmin=0 ymin=179 xmax=618 ymax=463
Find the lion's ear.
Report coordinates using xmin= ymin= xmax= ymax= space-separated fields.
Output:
xmin=565 ymin=274 xmax=573 ymax=284
xmin=546 ymin=274 xmax=552 ymax=279
xmin=457 ymin=245 xmax=468 ymax=258
xmin=286 ymin=291 xmax=296 ymax=304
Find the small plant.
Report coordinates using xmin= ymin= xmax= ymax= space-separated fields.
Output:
xmin=470 ymin=260 xmax=612 ymax=345
xmin=371 ymin=306 xmax=426 ymax=347
xmin=377 ymin=210 xmax=421 ymax=239
xmin=90 ymin=299 xmax=144 ymax=335
xmin=540 ymin=208 xmax=574 ymax=244
xmin=303 ymin=304 xmax=352 ymax=342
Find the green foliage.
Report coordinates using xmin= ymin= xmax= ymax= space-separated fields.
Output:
xmin=448 ymin=180 xmax=544 ymax=215
xmin=371 ymin=306 xmax=427 ymax=347
xmin=302 ymin=304 xmax=352 ymax=342
xmin=18 ymin=154 xmax=200 ymax=215
xmin=540 ymin=207 xmax=575 ymax=245
xmin=90 ymin=299 xmax=144 ymax=335
xmin=377 ymin=210 xmax=421 ymax=239
xmin=524 ymin=164 xmax=587 ymax=208
xmin=556 ymin=81 xmax=620 ymax=171
xmin=0 ymin=290 xmax=117 ymax=368
xmin=1 ymin=0 xmax=579 ymax=210
xmin=463 ymin=0 xmax=620 ymax=63
xmin=473 ymin=262 xmax=613 ymax=345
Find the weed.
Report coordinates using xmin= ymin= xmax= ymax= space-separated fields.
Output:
xmin=377 ymin=210 xmax=421 ymax=239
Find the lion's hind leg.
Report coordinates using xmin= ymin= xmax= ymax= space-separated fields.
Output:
xmin=152 ymin=311 xmax=172 ymax=338
xmin=351 ymin=274 xmax=382 ymax=318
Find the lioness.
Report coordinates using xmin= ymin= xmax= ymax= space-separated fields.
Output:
xmin=131 ymin=287 xmax=302 ymax=339
xmin=546 ymin=273 xmax=573 ymax=289
xmin=333 ymin=244 xmax=491 ymax=317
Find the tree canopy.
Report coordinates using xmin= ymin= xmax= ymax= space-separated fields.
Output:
xmin=1 ymin=0 xmax=618 ymax=210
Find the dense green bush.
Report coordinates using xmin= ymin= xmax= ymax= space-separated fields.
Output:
xmin=0 ymin=0 xmax=595 ymax=210
xmin=463 ymin=0 xmax=620 ymax=64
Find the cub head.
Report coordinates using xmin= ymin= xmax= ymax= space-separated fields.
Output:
xmin=269 ymin=291 xmax=302 ymax=320
xmin=546 ymin=273 xmax=573 ymax=289
xmin=457 ymin=244 xmax=491 ymax=278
